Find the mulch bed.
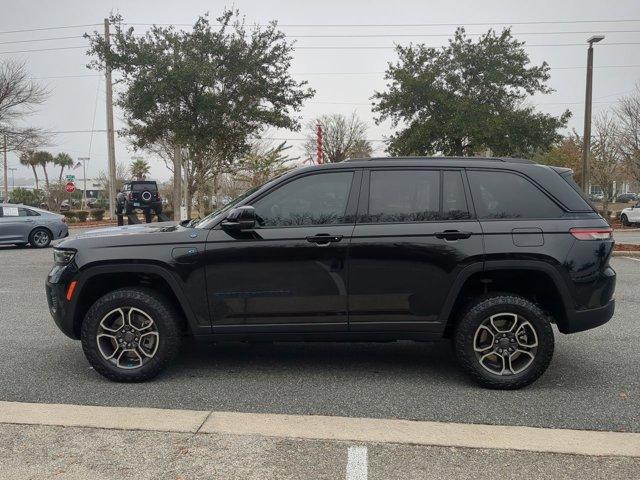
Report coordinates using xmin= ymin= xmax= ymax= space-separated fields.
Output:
xmin=614 ymin=243 xmax=640 ymax=251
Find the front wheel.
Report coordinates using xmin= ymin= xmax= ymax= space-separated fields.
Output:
xmin=81 ymin=288 xmax=182 ymax=382
xmin=454 ymin=294 xmax=554 ymax=390
xmin=621 ymin=214 xmax=631 ymax=227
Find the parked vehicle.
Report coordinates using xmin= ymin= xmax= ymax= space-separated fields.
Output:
xmin=1 ymin=203 xmax=68 ymax=248
xmin=116 ymin=181 xmax=162 ymax=217
xmin=47 ymin=157 xmax=615 ymax=389
xmin=620 ymin=202 xmax=640 ymax=226
xmin=616 ymin=193 xmax=639 ymax=203
xmin=59 ymin=201 xmax=71 ymax=213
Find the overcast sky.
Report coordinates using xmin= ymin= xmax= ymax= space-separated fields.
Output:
xmin=1 ymin=0 xmax=639 ymax=184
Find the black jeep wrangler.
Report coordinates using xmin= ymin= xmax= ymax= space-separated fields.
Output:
xmin=116 ymin=181 xmax=163 ymax=217
xmin=46 ymin=157 xmax=616 ymax=389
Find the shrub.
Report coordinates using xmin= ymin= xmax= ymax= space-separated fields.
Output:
xmin=76 ymin=211 xmax=89 ymax=222
xmin=93 ymin=209 xmax=105 ymax=221
xmin=67 ymin=217 xmax=77 ymax=224
xmin=62 ymin=211 xmax=76 ymax=220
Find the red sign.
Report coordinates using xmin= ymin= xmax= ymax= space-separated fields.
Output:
xmin=65 ymin=182 xmax=75 ymax=193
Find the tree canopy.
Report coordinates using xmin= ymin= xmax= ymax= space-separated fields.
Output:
xmin=372 ymin=28 xmax=570 ymax=157
xmin=86 ymin=10 xmax=314 ymax=166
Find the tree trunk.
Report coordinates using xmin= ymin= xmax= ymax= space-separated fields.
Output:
xmin=172 ymin=145 xmax=182 ymax=221
xmin=31 ymin=166 xmax=39 ymax=190
xmin=42 ymin=166 xmax=50 ymax=189
xmin=58 ymin=166 xmax=64 ymax=182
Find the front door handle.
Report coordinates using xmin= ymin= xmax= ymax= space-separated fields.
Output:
xmin=435 ymin=230 xmax=472 ymax=240
xmin=306 ymin=234 xmax=343 ymax=245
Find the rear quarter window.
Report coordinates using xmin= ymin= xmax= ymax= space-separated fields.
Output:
xmin=468 ymin=170 xmax=564 ymax=219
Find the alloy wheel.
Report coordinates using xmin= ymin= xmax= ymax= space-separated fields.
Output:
xmin=472 ymin=312 xmax=539 ymax=376
xmin=32 ymin=230 xmax=50 ymax=247
xmin=96 ymin=307 xmax=160 ymax=369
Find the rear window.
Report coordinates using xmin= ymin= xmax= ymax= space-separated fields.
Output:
xmin=131 ymin=183 xmax=156 ymax=192
xmin=468 ymin=170 xmax=564 ymax=219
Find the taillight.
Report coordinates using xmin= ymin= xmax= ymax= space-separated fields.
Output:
xmin=570 ymin=227 xmax=613 ymax=240
xmin=61 ymin=217 xmax=67 ymax=224
xmin=127 ymin=192 xmax=133 ymax=200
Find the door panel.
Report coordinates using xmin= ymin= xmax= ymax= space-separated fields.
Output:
xmin=348 ymin=220 xmax=483 ymax=331
xmin=0 ymin=207 xmax=28 ymax=243
xmin=205 ymin=169 xmax=361 ymax=333
xmin=206 ymin=225 xmax=353 ymax=332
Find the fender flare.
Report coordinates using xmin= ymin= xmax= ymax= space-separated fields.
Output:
xmin=71 ymin=262 xmax=207 ymax=335
xmin=439 ymin=259 xmax=574 ymax=331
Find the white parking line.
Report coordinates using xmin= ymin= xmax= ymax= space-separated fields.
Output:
xmin=624 ymin=256 xmax=640 ymax=262
xmin=346 ymin=446 xmax=368 ymax=480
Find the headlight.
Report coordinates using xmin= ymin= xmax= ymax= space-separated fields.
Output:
xmin=53 ymin=248 xmax=76 ymax=265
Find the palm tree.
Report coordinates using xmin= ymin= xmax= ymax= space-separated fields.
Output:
xmin=130 ymin=158 xmax=150 ymax=180
xmin=54 ymin=152 xmax=74 ymax=181
xmin=19 ymin=150 xmax=39 ymax=190
xmin=33 ymin=151 xmax=54 ymax=189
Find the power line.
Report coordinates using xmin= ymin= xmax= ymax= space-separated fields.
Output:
xmin=0 ymin=35 xmax=83 ymax=45
xmin=124 ymin=19 xmax=640 ymax=28
xmin=0 ymin=45 xmax=86 ymax=55
xmin=0 ymin=23 xmax=100 ymax=35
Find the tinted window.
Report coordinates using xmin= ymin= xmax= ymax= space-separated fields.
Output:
xmin=132 ymin=183 xmax=156 ymax=191
xmin=366 ymin=170 xmax=439 ymax=223
xmin=0 ymin=206 xmax=25 ymax=217
xmin=443 ymin=171 xmax=470 ymax=220
xmin=253 ymin=172 xmax=353 ymax=227
xmin=468 ymin=170 xmax=564 ymax=219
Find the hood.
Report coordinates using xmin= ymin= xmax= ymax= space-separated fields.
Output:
xmin=71 ymin=221 xmax=179 ymax=240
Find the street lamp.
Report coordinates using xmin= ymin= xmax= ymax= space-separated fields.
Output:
xmin=581 ymin=34 xmax=605 ymax=194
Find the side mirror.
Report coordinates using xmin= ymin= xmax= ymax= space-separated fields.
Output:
xmin=221 ymin=205 xmax=256 ymax=231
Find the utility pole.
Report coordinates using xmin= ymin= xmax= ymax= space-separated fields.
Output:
xmin=8 ymin=167 xmax=17 ymax=191
xmin=104 ymin=18 xmax=117 ymax=218
xmin=581 ymin=35 xmax=605 ymax=194
xmin=78 ymin=157 xmax=90 ymax=209
xmin=182 ymin=160 xmax=189 ymax=221
xmin=173 ymin=145 xmax=182 ymax=221
xmin=316 ymin=124 xmax=324 ymax=164
xmin=2 ymin=135 xmax=7 ymax=202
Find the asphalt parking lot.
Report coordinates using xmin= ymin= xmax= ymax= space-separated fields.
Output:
xmin=0 ymin=230 xmax=638 ymax=434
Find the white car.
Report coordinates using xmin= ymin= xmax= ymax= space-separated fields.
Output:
xmin=620 ymin=202 xmax=640 ymax=226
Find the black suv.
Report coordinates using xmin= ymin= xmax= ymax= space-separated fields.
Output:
xmin=116 ymin=181 xmax=163 ymax=217
xmin=46 ymin=157 xmax=615 ymax=389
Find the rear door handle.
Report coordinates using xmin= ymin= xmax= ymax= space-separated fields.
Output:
xmin=306 ymin=234 xmax=343 ymax=245
xmin=435 ymin=230 xmax=472 ymax=240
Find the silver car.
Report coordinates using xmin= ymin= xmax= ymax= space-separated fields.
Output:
xmin=0 ymin=203 xmax=69 ymax=248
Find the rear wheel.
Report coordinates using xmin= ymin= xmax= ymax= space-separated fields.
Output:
xmin=81 ymin=288 xmax=182 ymax=382
xmin=29 ymin=228 xmax=52 ymax=248
xmin=454 ymin=294 xmax=554 ymax=390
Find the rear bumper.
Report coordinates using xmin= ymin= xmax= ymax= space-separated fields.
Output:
xmin=560 ymin=299 xmax=615 ymax=334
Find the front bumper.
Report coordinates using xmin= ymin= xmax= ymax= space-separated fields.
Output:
xmin=46 ymin=264 xmax=79 ymax=339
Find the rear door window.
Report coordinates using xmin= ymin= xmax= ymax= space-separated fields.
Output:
xmin=443 ymin=171 xmax=471 ymax=220
xmin=468 ymin=170 xmax=564 ymax=219
xmin=366 ymin=170 xmax=440 ymax=223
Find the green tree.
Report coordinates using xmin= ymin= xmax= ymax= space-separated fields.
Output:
xmin=130 ymin=158 xmax=150 ymax=180
xmin=86 ymin=10 xmax=314 ymax=215
xmin=304 ymin=113 xmax=373 ymax=163
xmin=54 ymin=152 xmax=74 ymax=181
xmin=19 ymin=150 xmax=40 ymax=190
xmin=9 ymin=187 xmax=42 ymax=206
xmin=32 ymin=150 xmax=53 ymax=189
xmin=373 ymin=28 xmax=570 ymax=157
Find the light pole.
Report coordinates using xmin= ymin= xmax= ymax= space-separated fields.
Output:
xmin=581 ymin=34 xmax=605 ymax=194
xmin=78 ymin=157 xmax=90 ymax=209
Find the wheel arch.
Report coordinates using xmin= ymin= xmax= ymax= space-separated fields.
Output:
xmin=441 ymin=260 xmax=573 ymax=337
xmin=70 ymin=263 xmax=202 ymax=338
xmin=29 ymin=225 xmax=53 ymax=244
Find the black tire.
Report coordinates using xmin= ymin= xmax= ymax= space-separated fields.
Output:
xmin=28 ymin=227 xmax=52 ymax=248
xmin=621 ymin=214 xmax=631 ymax=227
xmin=454 ymin=294 xmax=554 ymax=390
xmin=81 ymin=288 xmax=182 ymax=382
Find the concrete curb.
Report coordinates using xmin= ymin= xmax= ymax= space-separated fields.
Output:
xmin=612 ymin=250 xmax=640 ymax=256
xmin=0 ymin=401 xmax=638 ymax=457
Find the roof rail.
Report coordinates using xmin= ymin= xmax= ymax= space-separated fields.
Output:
xmin=345 ymin=156 xmax=532 ymax=164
